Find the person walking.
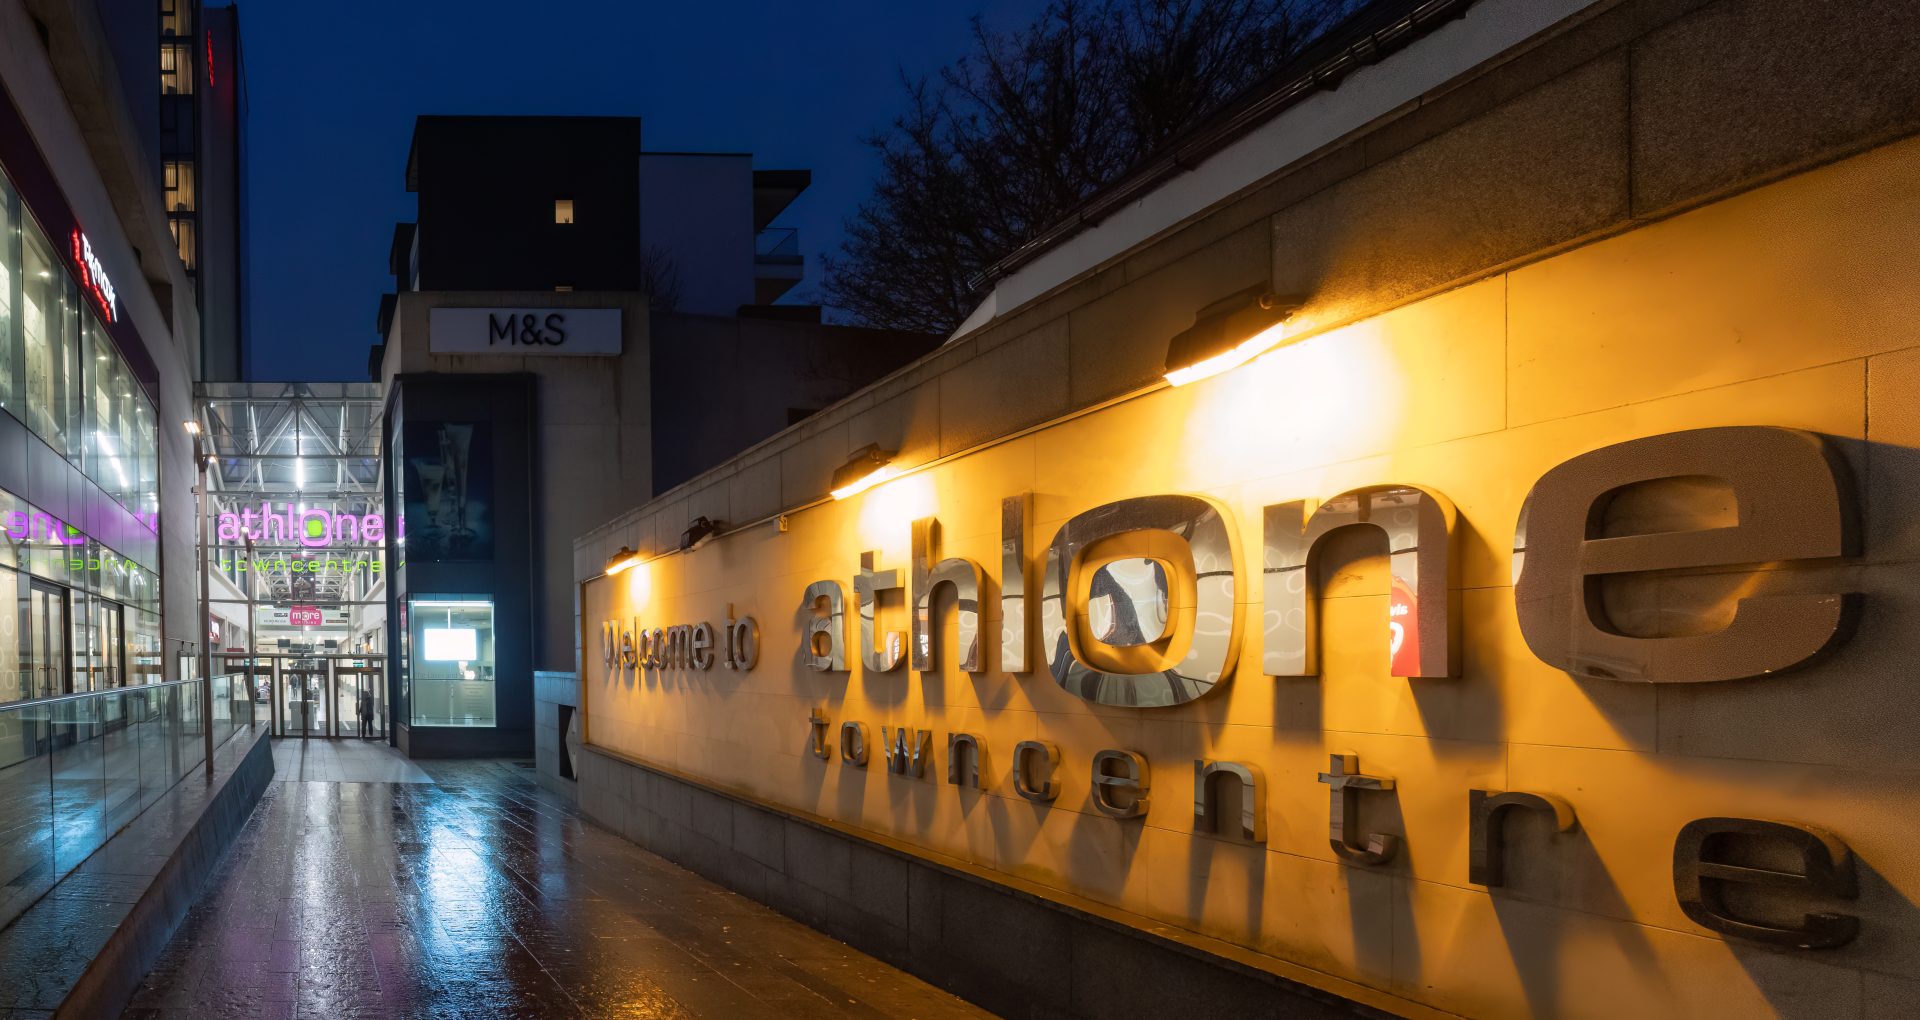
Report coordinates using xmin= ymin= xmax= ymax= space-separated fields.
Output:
xmin=357 ymin=687 xmax=373 ymax=739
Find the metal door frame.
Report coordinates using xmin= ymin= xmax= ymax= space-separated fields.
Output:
xmin=334 ymin=663 xmax=386 ymax=740
xmin=27 ymin=580 xmax=70 ymax=699
xmin=252 ymin=654 xmax=383 ymax=740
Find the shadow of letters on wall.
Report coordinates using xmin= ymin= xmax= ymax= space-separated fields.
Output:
xmin=602 ymin=426 xmax=1865 ymax=953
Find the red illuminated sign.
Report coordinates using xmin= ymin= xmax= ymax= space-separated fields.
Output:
xmin=289 ymin=606 xmax=323 ymax=627
xmin=70 ymin=230 xmax=116 ymax=322
xmin=205 ymin=31 xmax=214 ymax=88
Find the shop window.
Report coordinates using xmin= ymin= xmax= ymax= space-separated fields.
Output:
xmin=21 ymin=217 xmax=78 ymax=460
xmin=160 ymin=41 xmax=194 ymax=95
xmin=554 ymin=198 xmax=574 ymax=224
xmin=408 ymin=598 xmax=496 ymax=727
xmin=163 ymin=161 xmax=196 ymax=213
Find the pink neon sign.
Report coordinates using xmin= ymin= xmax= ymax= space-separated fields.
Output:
xmin=215 ymin=502 xmax=400 ymax=548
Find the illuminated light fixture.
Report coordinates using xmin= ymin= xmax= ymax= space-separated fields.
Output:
xmin=680 ymin=515 xmax=724 ymax=551
xmin=830 ymin=443 xmax=897 ymax=501
xmin=1163 ymin=286 xmax=1304 ymax=387
xmin=181 ymin=420 xmax=201 ymax=436
xmin=604 ymin=546 xmax=643 ymax=576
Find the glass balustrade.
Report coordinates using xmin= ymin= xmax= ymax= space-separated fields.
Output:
xmin=0 ymin=676 xmax=253 ymax=931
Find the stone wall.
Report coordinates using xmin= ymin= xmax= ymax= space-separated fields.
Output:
xmin=571 ymin=2 xmax=1920 ymax=1016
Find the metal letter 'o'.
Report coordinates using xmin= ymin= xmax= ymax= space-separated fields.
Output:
xmin=1041 ymin=495 xmax=1242 ymax=707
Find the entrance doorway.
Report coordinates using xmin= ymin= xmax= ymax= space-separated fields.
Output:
xmin=336 ymin=666 xmax=386 ymax=740
xmin=27 ymin=581 xmax=68 ymax=699
xmin=256 ymin=654 xmax=386 ymax=740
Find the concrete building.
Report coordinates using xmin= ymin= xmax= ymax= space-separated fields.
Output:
xmin=373 ymin=115 xmax=937 ymax=757
xmin=567 ymin=1 xmax=1920 ymax=1017
xmin=0 ymin=0 xmax=240 ymax=703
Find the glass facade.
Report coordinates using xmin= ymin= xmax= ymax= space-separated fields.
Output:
xmin=0 ymin=168 xmax=163 ymax=705
xmin=407 ymin=598 xmax=495 ymax=727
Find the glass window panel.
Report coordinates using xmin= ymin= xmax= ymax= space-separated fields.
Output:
xmin=160 ymin=0 xmax=190 ymax=36
xmin=163 ymin=161 xmax=196 ymax=213
xmin=21 ymin=218 xmax=78 ymax=458
xmin=160 ymin=42 xmax=194 ymax=95
xmin=130 ymin=609 xmax=160 ymax=685
xmin=0 ymin=565 xmax=20 ymax=703
xmin=408 ymin=597 xmax=495 ymax=727
xmin=0 ymin=171 xmax=16 ymax=412
xmin=168 ymin=217 xmax=196 ymax=271
xmin=0 ymin=488 xmax=16 ymax=570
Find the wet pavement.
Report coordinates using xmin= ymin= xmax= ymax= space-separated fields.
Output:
xmin=122 ymin=740 xmax=989 ymax=1019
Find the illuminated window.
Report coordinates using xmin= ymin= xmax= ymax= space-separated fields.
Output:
xmin=159 ymin=0 xmax=190 ymax=37
xmin=163 ymin=161 xmax=195 ymax=213
xmin=408 ymin=598 xmax=496 ymax=727
xmin=554 ymin=198 xmax=574 ymax=224
xmin=168 ymin=217 xmax=197 ymax=271
xmin=160 ymin=41 xmax=193 ymax=95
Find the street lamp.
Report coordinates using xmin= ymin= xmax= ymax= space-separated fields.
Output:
xmin=184 ymin=419 xmax=213 ymax=774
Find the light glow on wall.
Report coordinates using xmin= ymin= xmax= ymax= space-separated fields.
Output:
xmin=857 ymin=472 xmax=935 ymax=552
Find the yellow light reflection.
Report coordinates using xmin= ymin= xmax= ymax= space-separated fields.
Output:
xmin=1178 ymin=322 xmax=1404 ymax=484
xmin=857 ymin=472 xmax=936 ymax=553
xmin=625 ymin=559 xmax=651 ymax=610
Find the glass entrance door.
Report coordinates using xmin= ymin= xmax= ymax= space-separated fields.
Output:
xmin=27 ymin=582 xmax=68 ymax=700
xmin=280 ymin=666 xmax=328 ymax=737
xmin=335 ymin=667 xmax=384 ymax=740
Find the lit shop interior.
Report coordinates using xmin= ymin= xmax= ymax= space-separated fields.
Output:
xmin=195 ymin=383 xmax=391 ymax=738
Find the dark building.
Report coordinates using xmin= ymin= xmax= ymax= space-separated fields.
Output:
xmin=402 ymin=116 xmax=641 ymax=293
xmin=372 ymin=115 xmax=937 ymax=758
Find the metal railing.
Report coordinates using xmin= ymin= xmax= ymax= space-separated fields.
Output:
xmin=0 ymin=675 xmax=254 ymax=932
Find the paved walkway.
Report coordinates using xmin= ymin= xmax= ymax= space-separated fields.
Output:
xmin=122 ymin=740 xmax=988 ymax=1019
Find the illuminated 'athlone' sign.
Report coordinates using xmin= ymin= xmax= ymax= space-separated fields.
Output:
xmin=216 ymin=502 xmax=399 ymax=547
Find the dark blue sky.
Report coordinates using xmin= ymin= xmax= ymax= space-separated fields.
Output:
xmin=241 ymin=0 xmax=1045 ymax=381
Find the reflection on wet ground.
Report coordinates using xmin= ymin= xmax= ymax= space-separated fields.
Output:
xmin=123 ymin=741 xmax=987 ymax=1018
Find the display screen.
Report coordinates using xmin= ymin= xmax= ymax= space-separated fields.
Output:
xmin=422 ymin=627 xmax=477 ymax=662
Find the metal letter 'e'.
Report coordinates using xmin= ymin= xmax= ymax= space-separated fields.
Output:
xmin=1513 ymin=427 xmax=1857 ymax=683
xmin=1090 ymin=749 xmax=1150 ymax=819
xmin=1673 ymin=817 xmax=1859 ymax=949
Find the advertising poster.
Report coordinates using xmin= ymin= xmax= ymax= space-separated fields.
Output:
xmin=402 ymin=421 xmax=493 ymax=561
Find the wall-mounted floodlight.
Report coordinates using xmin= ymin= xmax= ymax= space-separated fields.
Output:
xmin=830 ymin=444 xmax=897 ymax=501
xmin=604 ymin=546 xmax=643 ymax=576
xmin=680 ymin=516 xmax=724 ymax=551
xmin=1163 ymin=287 xmax=1303 ymax=387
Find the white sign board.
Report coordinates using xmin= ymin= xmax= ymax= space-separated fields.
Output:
xmin=255 ymin=606 xmax=352 ymax=628
xmin=429 ymin=308 xmax=622 ymax=356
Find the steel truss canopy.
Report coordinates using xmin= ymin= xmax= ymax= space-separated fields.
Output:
xmin=195 ymin=382 xmax=386 ymax=604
